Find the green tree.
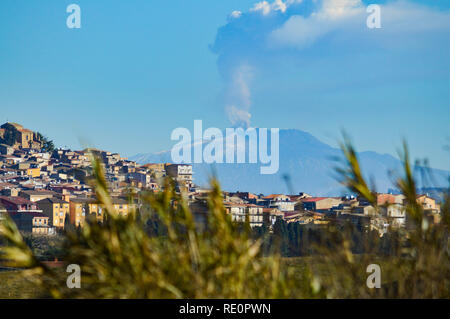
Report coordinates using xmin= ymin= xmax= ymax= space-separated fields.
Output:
xmin=37 ymin=132 xmax=55 ymax=152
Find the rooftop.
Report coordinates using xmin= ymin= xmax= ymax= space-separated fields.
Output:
xmin=0 ymin=195 xmax=34 ymax=205
xmin=36 ymin=197 xmax=68 ymax=204
xmin=301 ymin=197 xmax=329 ymax=202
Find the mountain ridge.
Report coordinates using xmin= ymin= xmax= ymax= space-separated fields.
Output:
xmin=130 ymin=129 xmax=450 ymax=196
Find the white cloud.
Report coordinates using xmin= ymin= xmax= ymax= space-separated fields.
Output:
xmin=229 ymin=10 xmax=242 ymax=19
xmin=321 ymin=0 xmax=363 ymax=19
xmin=269 ymin=0 xmax=450 ymax=50
xmin=250 ymin=1 xmax=272 ymax=15
xmin=272 ymin=0 xmax=288 ymax=13
xmin=269 ymin=0 xmax=365 ymax=49
xmin=249 ymin=0 xmax=301 ymax=16
xmin=213 ymin=0 xmax=450 ymax=126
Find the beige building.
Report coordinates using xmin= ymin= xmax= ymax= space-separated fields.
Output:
xmin=416 ymin=195 xmax=437 ymax=211
xmin=69 ymin=197 xmax=132 ymax=227
xmin=0 ymin=122 xmax=42 ymax=150
xmin=69 ymin=198 xmax=101 ymax=227
xmin=37 ymin=197 xmax=70 ymax=229
xmin=111 ymin=197 xmax=132 ymax=217
xmin=224 ymin=203 xmax=264 ymax=228
xmin=20 ymin=190 xmax=56 ymax=202
xmin=301 ymin=197 xmax=342 ymax=211
xmin=165 ymin=164 xmax=193 ymax=191
xmin=354 ymin=205 xmax=377 ymax=216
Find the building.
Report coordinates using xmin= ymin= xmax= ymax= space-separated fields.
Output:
xmin=245 ymin=204 xmax=264 ymax=227
xmin=416 ymin=194 xmax=438 ymax=211
xmin=0 ymin=144 xmax=14 ymax=155
xmin=262 ymin=207 xmax=284 ymax=227
xmin=165 ymin=164 xmax=193 ymax=191
xmin=224 ymin=203 xmax=264 ymax=228
xmin=353 ymin=205 xmax=377 ymax=217
xmin=0 ymin=196 xmax=42 ymax=213
xmin=301 ymin=197 xmax=342 ymax=212
xmin=225 ymin=203 xmax=247 ymax=223
xmin=380 ymin=203 xmax=406 ymax=228
xmin=376 ymin=193 xmax=405 ymax=205
xmin=10 ymin=212 xmax=55 ymax=235
xmin=141 ymin=163 xmax=166 ymax=179
xmin=25 ymin=167 xmax=41 ymax=178
xmin=1 ymin=187 xmax=20 ymax=197
xmin=288 ymin=193 xmax=312 ymax=202
xmin=19 ymin=190 xmax=56 ymax=202
xmin=0 ymin=122 xmax=42 ymax=150
xmin=69 ymin=198 xmax=101 ymax=227
xmin=0 ymin=196 xmax=58 ymax=234
xmin=128 ymin=172 xmax=151 ymax=187
xmin=416 ymin=194 xmax=440 ymax=224
xmin=229 ymin=192 xmax=259 ymax=201
xmin=283 ymin=211 xmax=305 ymax=223
xmin=36 ymin=197 xmax=70 ymax=229
xmin=263 ymin=194 xmax=290 ymax=202
xmin=111 ymin=197 xmax=132 ymax=217
xmin=263 ymin=194 xmax=295 ymax=212
xmin=69 ymin=197 xmax=131 ymax=227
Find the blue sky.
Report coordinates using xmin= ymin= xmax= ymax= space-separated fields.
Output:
xmin=0 ymin=0 xmax=449 ymax=170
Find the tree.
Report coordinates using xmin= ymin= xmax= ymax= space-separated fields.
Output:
xmin=37 ymin=132 xmax=55 ymax=153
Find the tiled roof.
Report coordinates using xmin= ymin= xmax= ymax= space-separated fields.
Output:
xmin=263 ymin=194 xmax=285 ymax=199
xmin=70 ymin=197 xmax=98 ymax=204
xmin=301 ymin=197 xmax=328 ymax=202
xmin=0 ymin=196 xmax=34 ymax=205
xmin=36 ymin=197 xmax=68 ymax=204
xmin=21 ymin=190 xmax=56 ymax=196
xmin=111 ymin=198 xmax=129 ymax=204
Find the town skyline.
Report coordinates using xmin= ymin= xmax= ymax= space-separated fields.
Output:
xmin=2 ymin=121 xmax=448 ymax=198
xmin=0 ymin=120 xmax=444 ymax=236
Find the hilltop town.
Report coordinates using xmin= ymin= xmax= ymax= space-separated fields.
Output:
xmin=0 ymin=122 xmax=443 ymax=236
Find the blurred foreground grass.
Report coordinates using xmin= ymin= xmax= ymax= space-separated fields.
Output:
xmin=0 ymin=271 xmax=45 ymax=298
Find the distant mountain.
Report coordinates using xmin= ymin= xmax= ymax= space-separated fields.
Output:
xmin=131 ymin=129 xmax=450 ymax=196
